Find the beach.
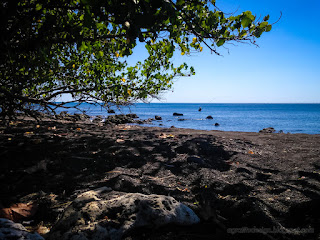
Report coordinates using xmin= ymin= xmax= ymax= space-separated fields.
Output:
xmin=0 ymin=117 xmax=319 ymax=239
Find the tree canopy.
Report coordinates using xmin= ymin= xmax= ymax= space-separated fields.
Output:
xmin=0 ymin=0 xmax=273 ymax=119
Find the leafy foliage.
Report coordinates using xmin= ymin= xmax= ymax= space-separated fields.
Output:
xmin=0 ymin=0 xmax=272 ymax=119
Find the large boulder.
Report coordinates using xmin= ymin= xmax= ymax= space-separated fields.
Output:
xmin=0 ymin=218 xmax=44 ymax=240
xmin=49 ymin=191 xmax=200 ymax=240
xmin=126 ymin=114 xmax=139 ymax=119
xmin=106 ymin=114 xmax=135 ymax=124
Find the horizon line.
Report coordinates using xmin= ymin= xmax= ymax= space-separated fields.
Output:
xmin=54 ymin=102 xmax=320 ymax=104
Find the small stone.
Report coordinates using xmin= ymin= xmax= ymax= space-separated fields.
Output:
xmin=206 ymin=115 xmax=213 ymax=119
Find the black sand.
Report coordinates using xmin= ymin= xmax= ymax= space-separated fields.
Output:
xmin=0 ymin=119 xmax=319 ymax=239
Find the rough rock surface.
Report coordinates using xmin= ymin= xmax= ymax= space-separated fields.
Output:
xmin=126 ymin=114 xmax=139 ymax=119
xmin=0 ymin=218 xmax=44 ymax=240
xmin=259 ymin=127 xmax=276 ymax=133
xmin=49 ymin=192 xmax=199 ymax=240
xmin=106 ymin=114 xmax=135 ymax=124
xmin=92 ymin=115 xmax=103 ymax=123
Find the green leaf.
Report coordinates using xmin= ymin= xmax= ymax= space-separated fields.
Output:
xmin=259 ymin=22 xmax=269 ymax=28
xmin=216 ymin=39 xmax=225 ymax=47
xmin=79 ymin=42 xmax=88 ymax=52
xmin=244 ymin=11 xmax=255 ymax=21
xmin=266 ymin=25 xmax=272 ymax=32
xmin=36 ymin=4 xmax=42 ymax=11
xmin=241 ymin=17 xmax=252 ymax=28
xmin=263 ymin=15 xmax=270 ymax=21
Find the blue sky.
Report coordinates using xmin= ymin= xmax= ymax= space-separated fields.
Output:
xmin=150 ymin=0 xmax=320 ymax=103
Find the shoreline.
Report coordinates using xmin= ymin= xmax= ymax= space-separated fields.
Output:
xmin=23 ymin=102 xmax=320 ymax=134
xmin=1 ymin=118 xmax=319 ymax=239
xmin=12 ymin=113 xmax=320 ymax=135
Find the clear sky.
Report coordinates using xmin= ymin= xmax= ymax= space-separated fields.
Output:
xmin=148 ymin=0 xmax=320 ymax=103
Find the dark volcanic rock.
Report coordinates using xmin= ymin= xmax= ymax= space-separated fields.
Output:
xmin=107 ymin=114 xmax=135 ymax=124
xmin=155 ymin=115 xmax=162 ymax=120
xmin=215 ymin=123 xmax=220 ymax=126
xmin=107 ymin=109 xmax=115 ymax=114
xmin=259 ymin=127 xmax=276 ymax=133
xmin=146 ymin=118 xmax=154 ymax=122
xmin=56 ymin=111 xmax=75 ymax=121
xmin=173 ymin=113 xmax=183 ymax=116
xmin=92 ymin=115 xmax=103 ymax=123
xmin=0 ymin=218 xmax=44 ymax=240
xmin=206 ymin=115 xmax=213 ymax=119
xmin=73 ymin=113 xmax=90 ymax=121
xmin=126 ymin=113 xmax=139 ymax=119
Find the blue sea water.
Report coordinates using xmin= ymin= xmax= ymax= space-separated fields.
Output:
xmin=59 ymin=103 xmax=320 ymax=134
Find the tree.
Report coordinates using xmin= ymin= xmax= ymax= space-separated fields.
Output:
xmin=0 ymin=0 xmax=273 ymax=119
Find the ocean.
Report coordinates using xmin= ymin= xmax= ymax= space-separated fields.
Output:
xmin=60 ymin=103 xmax=320 ymax=134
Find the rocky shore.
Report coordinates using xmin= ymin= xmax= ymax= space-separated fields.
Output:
xmin=0 ymin=117 xmax=319 ymax=239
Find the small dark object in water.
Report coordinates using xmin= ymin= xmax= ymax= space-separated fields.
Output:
xmin=198 ymin=107 xmax=202 ymax=112
xmin=206 ymin=115 xmax=213 ymax=119
xmin=173 ymin=113 xmax=183 ymax=116
xmin=155 ymin=115 xmax=162 ymax=120
xmin=215 ymin=123 xmax=220 ymax=126
xmin=108 ymin=109 xmax=115 ymax=114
